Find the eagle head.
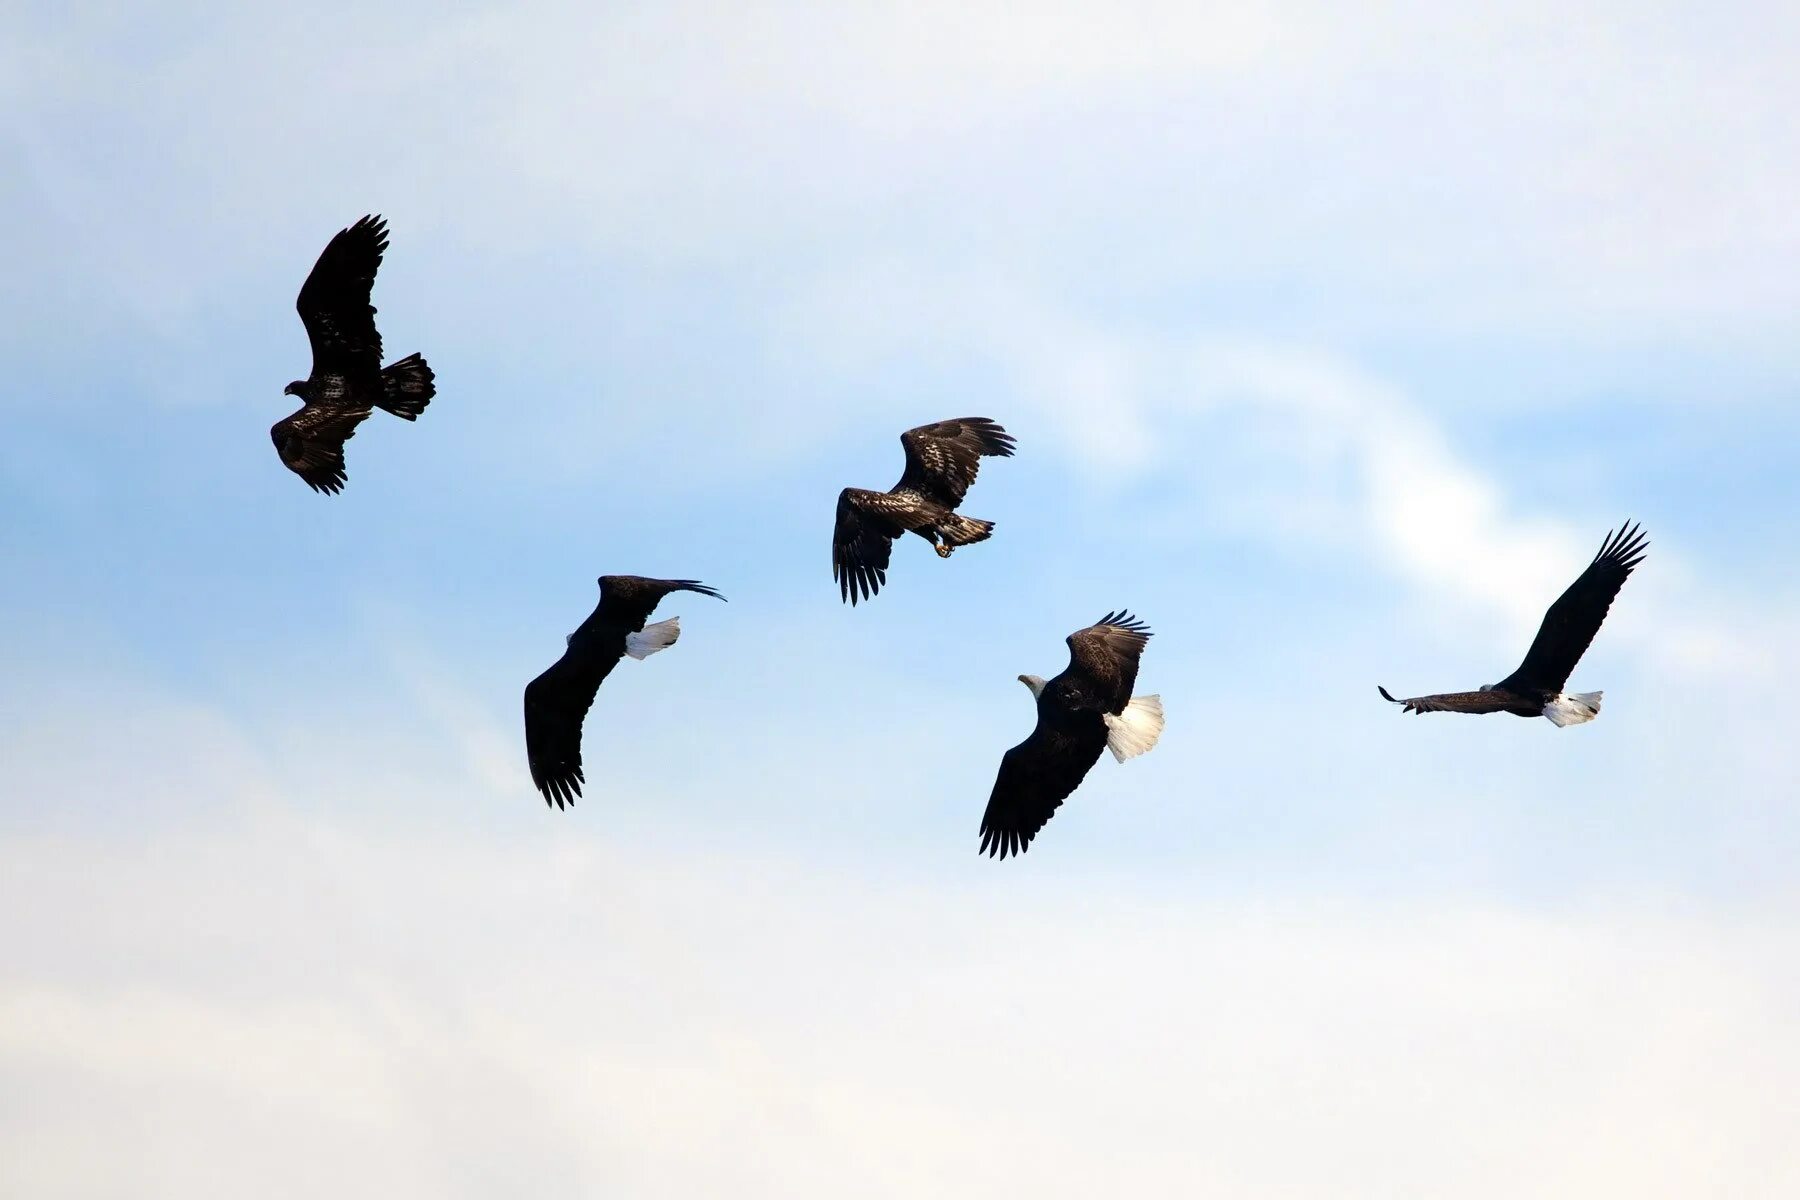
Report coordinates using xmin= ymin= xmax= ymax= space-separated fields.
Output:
xmin=1017 ymin=674 xmax=1048 ymax=699
xmin=283 ymin=380 xmax=309 ymax=399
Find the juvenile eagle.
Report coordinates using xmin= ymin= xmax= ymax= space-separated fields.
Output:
xmin=979 ymin=612 xmax=1165 ymax=859
xmin=523 ymin=576 xmax=726 ymax=808
xmin=1379 ymin=521 xmax=1648 ymax=726
xmin=832 ymin=418 xmax=1016 ymax=604
xmin=272 ymin=214 xmax=435 ymax=493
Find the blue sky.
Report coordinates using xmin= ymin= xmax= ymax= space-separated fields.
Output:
xmin=3 ymin=3 xmax=1799 ymax=1195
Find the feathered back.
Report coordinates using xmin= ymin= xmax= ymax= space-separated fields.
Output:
xmin=895 ymin=418 xmax=1016 ymax=508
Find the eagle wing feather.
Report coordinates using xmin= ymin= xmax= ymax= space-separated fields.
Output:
xmin=296 ymin=214 xmax=388 ymax=376
xmin=832 ymin=489 xmax=903 ymax=604
xmin=895 ymin=418 xmax=1015 ymax=509
xmin=1377 ymin=687 xmax=1521 ymax=715
xmin=978 ymin=719 xmax=1109 ymax=860
xmin=269 ymin=402 xmax=372 ymax=494
xmin=1495 ymin=522 xmax=1648 ymax=695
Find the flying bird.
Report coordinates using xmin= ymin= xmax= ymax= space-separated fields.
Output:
xmin=1379 ymin=521 xmax=1649 ymax=726
xmin=272 ymin=214 xmax=435 ymax=493
xmin=523 ymin=576 xmax=726 ymax=809
xmin=833 ymin=418 xmax=1016 ymax=604
xmin=978 ymin=612 xmax=1165 ymax=859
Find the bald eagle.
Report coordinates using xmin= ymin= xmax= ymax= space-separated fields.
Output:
xmin=978 ymin=612 xmax=1165 ymax=859
xmin=523 ymin=576 xmax=726 ymax=808
xmin=833 ymin=418 xmax=1016 ymax=604
xmin=1379 ymin=521 xmax=1648 ymax=726
xmin=272 ymin=215 xmax=435 ymax=493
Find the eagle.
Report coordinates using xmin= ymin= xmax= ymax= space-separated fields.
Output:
xmin=272 ymin=214 xmax=435 ymax=493
xmin=523 ymin=576 xmax=726 ymax=809
xmin=978 ymin=612 xmax=1165 ymax=859
xmin=832 ymin=418 xmax=1016 ymax=604
xmin=1379 ymin=521 xmax=1648 ymax=726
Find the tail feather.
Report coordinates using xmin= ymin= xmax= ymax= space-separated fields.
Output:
xmin=1103 ymin=694 xmax=1164 ymax=762
xmin=625 ymin=616 xmax=680 ymax=660
xmin=939 ymin=514 xmax=995 ymax=547
xmin=378 ymin=352 xmax=435 ymax=420
xmin=1544 ymin=690 xmax=1602 ymax=727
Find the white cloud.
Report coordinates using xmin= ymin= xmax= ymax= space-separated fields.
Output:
xmin=2 ymin=816 xmax=1797 ymax=1198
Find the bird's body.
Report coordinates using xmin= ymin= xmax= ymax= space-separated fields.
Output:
xmin=833 ymin=418 xmax=1015 ymax=604
xmin=272 ymin=215 xmax=435 ymax=493
xmin=979 ymin=612 xmax=1165 ymax=859
xmin=1380 ymin=521 xmax=1648 ymax=726
xmin=523 ymin=575 xmax=725 ymax=808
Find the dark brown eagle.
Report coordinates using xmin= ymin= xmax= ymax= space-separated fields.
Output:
xmin=979 ymin=612 xmax=1165 ymax=859
xmin=1379 ymin=521 xmax=1648 ymax=726
xmin=272 ymin=215 xmax=435 ymax=493
xmin=832 ymin=418 xmax=1016 ymax=604
xmin=523 ymin=576 xmax=726 ymax=809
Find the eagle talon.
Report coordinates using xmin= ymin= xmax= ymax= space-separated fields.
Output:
xmin=935 ymin=542 xmax=954 ymax=558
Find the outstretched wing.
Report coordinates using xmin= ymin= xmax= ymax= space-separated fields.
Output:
xmin=1495 ymin=522 xmax=1649 ymax=694
xmin=296 ymin=214 xmax=387 ymax=376
xmin=832 ymin=489 xmax=902 ymax=605
xmin=269 ymin=403 xmax=372 ymax=494
xmin=978 ymin=720 xmax=1108 ymax=859
xmin=1377 ymin=686 xmax=1519 ymax=716
xmin=895 ymin=418 xmax=1015 ymax=508
xmin=523 ymin=653 xmax=604 ymax=809
xmin=597 ymin=576 xmax=727 ymax=630
xmin=1063 ymin=611 xmax=1153 ymax=712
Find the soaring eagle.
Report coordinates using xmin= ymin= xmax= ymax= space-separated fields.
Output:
xmin=978 ymin=612 xmax=1165 ymax=859
xmin=523 ymin=576 xmax=726 ymax=808
xmin=833 ymin=418 xmax=1016 ymax=604
xmin=1379 ymin=521 xmax=1648 ymax=726
xmin=272 ymin=215 xmax=435 ymax=493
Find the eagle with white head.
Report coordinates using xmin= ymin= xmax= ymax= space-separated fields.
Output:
xmin=1379 ymin=521 xmax=1648 ymax=726
xmin=979 ymin=612 xmax=1165 ymax=859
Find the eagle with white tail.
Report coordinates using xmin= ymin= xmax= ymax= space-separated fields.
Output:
xmin=833 ymin=418 xmax=1016 ymax=604
xmin=272 ymin=215 xmax=435 ymax=493
xmin=979 ymin=612 xmax=1165 ymax=859
xmin=523 ymin=576 xmax=726 ymax=808
xmin=1379 ymin=521 xmax=1648 ymax=726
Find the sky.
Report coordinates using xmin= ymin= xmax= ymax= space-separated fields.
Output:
xmin=3 ymin=1 xmax=1799 ymax=1195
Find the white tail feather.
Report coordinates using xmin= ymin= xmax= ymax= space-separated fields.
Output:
xmin=625 ymin=616 xmax=681 ymax=660
xmin=1544 ymin=690 xmax=1602 ymax=727
xmin=1103 ymin=694 xmax=1164 ymax=762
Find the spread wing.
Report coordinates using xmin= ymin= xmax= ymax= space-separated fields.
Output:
xmin=895 ymin=418 xmax=1015 ymax=508
xmin=296 ymin=214 xmax=387 ymax=376
xmin=1377 ymin=686 xmax=1519 ymax=716
xmin=269 ymin=403 xmax=372 ymax=494
xmin=523 ymin=651 xmax=613 ymax=809
xmin=597 ymin=576 xmax=727 ymax=630
xmin=832 ymin=489 xmax=902 ymax=605
xmin=978 ymin=719 xmax=1108 ymax=859
xmin=1495 ymin=522 xmax=1649 ymax=694
xmin=1063 ymin=611 xmax=1152 ymax=713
